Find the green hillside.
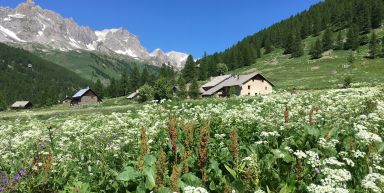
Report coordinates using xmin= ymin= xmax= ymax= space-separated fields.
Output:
xmin=197 ymin=0 xmax=384 ymax=90
xmin=0 ymin=43 xmax=91 ymax=107
xmin=231 ymin=28 xmax=384 ymax=89
xmin=37 ymin=50 xmax=159 ymax=83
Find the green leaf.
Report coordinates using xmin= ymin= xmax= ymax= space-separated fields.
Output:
xmin=181 ymin=173 xmax=203 ymax=187
xmin=224 ymin=164 xmax=237 ymax=179
xmin=209 ymin=181 xmax=217 ymax=190
xmin=116 ymin=166 xmax=141 ymax=182
xmin=279 ymin=183 xmax=292 ymax=193
xmin=305 ymin=126 xmax=320 ymax=139
xmin=144 ymin=167 xmax=155 ymax=189
xmin=271 ymin=149 xmax=294 ymax=163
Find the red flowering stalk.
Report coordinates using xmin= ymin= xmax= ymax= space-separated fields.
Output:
xmin=182 ymin=123 xmax=194 ymax=174
xmin=284 ymin=105 xmax=289 ymax=124
xmin=198 ymin=122 xmax=210 ymax=182
xmin=155 ymin=148 xmax=167 ymax=189
xmin=309 ymin=106 xmax=315 ymax=125
xmin=167 ymin=117 xmax=178 ymax=163
xmin=170 ymin=163 xmax=180 ymax=192
xmin=137 ymin=127 xmax=149 ymax=172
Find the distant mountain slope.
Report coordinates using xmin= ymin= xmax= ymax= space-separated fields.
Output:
xmin=0 ymin=43 xmax=91 ymax=106
xmin=198 ymin=0 xmax=384 ymax=89
xmin=0 ymin=0 xmax=188 ymax=69
xmin=35 ymin=49 xmax=159 ymax=82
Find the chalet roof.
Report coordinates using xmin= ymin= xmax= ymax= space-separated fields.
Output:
xmin=201 ymin=75 xmax=232 ymax=88
xmin=127 ymin=90 xmax=139 ymax=99
xmin=11 ymin=101 xmax=31 ymax=108
xmin=72 ymin=87 xmax=95 ymax=98
xmin=202 ymin=72 xmax=274 ymax=96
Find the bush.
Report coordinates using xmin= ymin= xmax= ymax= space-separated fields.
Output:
xmin=343 ymin=76 xmax=352 ymax=88
xmin=138 ymin=84 xmax=154 ymax=103
xmin=153 ymin=78 xmax=173 ymax=101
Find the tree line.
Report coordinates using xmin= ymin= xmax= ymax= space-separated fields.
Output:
xmin=198 ymin=0 xmax=384 ymax=78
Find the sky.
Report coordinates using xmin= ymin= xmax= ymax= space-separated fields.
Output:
xmin=1 ymin=0 xmax=322 ymax=57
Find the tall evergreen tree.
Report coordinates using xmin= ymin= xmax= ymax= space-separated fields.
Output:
xmin=344 ymin=25 xmax=359 ymax=50
xmin=291 ymin=34 xmax=304 ymax=58
xmin=264 ymin=36 xmax=273 ymax=54
xmin=108 ymin=78 xmax=119 ymax=97
xmin=335 ymin=31 xmax=344 ymax=50
xmin=119 ymin=72 xmax=130 ymax=96
xmin=322 ymin=28 xmax=334 ymax=51
xmin=94 ymin=79 xmax=104 ymax=98
xmin=130 ymin=66 xmax=140 ymax=91
xmin=368 ymin=31 xmax=378 ymax=59
xmin=0 ymin=92 xmax=7 ymax=111
xmin=189 ymin=78 xmax=200 ymax=99
xmin=382 ymin=36 xmax=384 ymax=57
xmin=177 ymin=77 xmax=187 ymax=99
xmin=182 ymin=55 xmax=197 ymax=82
xmin=140 ymin=67 xmax=149 ymax=85
xmin=356 ymin=1 xmax=371 ymax=34
xmin=371 ymin=1 xmax=383 ymax=29
xmin=309 ymin=38 xmax=323 ymax=59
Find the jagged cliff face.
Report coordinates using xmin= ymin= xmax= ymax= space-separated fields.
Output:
xmin=0 ymin=0 xmax=188 ymax=69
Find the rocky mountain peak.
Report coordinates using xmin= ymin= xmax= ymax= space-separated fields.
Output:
xmin=0 ymin=1 xmax=188 ymax=69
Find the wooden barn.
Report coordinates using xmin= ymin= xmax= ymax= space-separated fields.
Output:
xmin=11 ymin=101 xmax=33 ymax=109
xmin=71 ymin=87 xmax=101 ymax=106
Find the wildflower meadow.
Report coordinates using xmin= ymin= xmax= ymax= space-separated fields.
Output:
xmin=0 ymin=87 xmax=384 ymax=192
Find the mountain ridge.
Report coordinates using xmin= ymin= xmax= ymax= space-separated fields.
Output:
xmin=0 ymin=0 xmax=188 ymax=69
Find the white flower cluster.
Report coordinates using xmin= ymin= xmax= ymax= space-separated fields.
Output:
xmin=318 ymin=138 xmax=339 ymax=149
xmin=362 ymin=173 xmax=384 ymax=193
xmin=354 ymin=124 xmax=382 ymax=144
xmin=183 ymin=186 xmax=209 ymax=193
xmin=260 ymin=131 xmax=280 ymax=138
xmin=308 ymin=168 xmax=352 ymax=193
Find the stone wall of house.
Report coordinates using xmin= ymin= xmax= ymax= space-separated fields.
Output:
xmin=239 ymin=75 xmax=273 ymax=96
xmin=79 ymin=91 xmax=99 ymax=105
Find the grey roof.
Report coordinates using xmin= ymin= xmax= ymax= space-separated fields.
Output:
xmin=11 ymin=101 xmax=31 ymax=108
xmin=72 ymin=87 xmax=90 ymax=98
xmin=201 ymin=75 xmax=232 ymax=88
xmin=127 ymin=90 xmax=139 ymax=99
xmin=202 ymin=72 xmax=273 ymax=96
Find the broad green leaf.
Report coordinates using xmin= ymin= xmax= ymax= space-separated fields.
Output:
xmin=224 ymin=164 xmax=237 ymax=179
xmin=116 ymin=166 xmax=141 ymax=182
xmin=181 ymin=173 xmax=203 ymax=187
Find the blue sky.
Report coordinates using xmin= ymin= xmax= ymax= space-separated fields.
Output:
xmin=1 ymin=0 xmax=322 ymax=57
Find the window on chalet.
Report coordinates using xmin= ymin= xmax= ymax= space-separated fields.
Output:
xmin=265 ymin=87 xmax=268 ymax=90
xmin=248 ymin=85 xmax=251 ymax=89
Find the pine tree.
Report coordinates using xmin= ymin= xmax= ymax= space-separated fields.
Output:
xmin=368 ymin=31 xmax=378 ymax=59
xmin=177 ymin=77 xmax=187 ymax=99
xmin=182 ymin=55 xmax=197 ymax=82
xmin=94 ymin=79 xmax=104 ymax=98
xmin=357 ymin=1 xmax=372 ymax=34
xmin=119 ymin=72 xmax=130 ymax=96
xmin=335 ymin=31 xmax=344 ymax=50
xmin=344 ymin=25 xmax=359 ymax=50
xmin=291 ymin=35 xmax=304 ymax=58
xmin=309 ymin=38 xmax=323 ymax=59
xmin=371 ymin=1 xmax=383 ymax=29
xmin=189 ymin=78 xmax=200 ymax=99
xmin=322 ymin=29 xmax=334 ymax=51
xmin=264 ymin=36 xmax=273 ymax=54
xmin=130 ymin=66 xmax=140 ymax=90
xmin=108 ymin=78 xmax=119 ymax=97
xmin=140 ymin=67 xmax=149 ymax=85
xmin=256 ymin=44 xmax=262 ymax=58
xmin=382 ymin=36 xmax=384 ymax=57
xmin=0 ymin=92 xmax=7 ymax=111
